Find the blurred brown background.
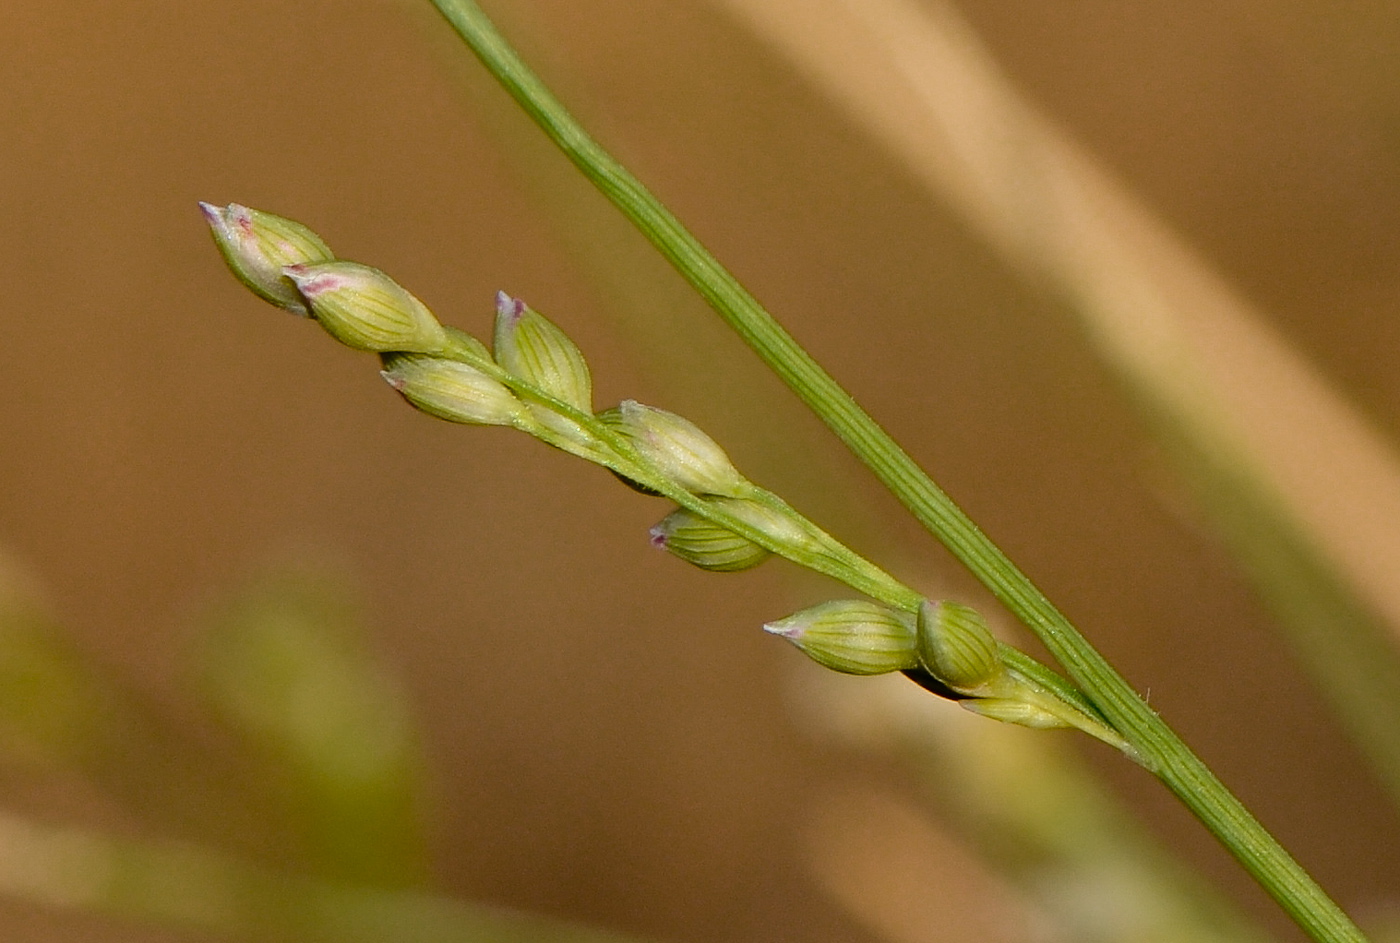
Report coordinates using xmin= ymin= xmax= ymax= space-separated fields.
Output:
xmin=0 ymin=1 xmax=1398 ymax=941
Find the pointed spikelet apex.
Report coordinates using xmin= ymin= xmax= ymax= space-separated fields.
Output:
xmin=199 ymin=202 xmax=334 ymax=314
xmin=492 ymin=292 xmax=592 ymax=412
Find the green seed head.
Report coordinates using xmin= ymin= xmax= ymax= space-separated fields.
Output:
xmin=283 ymin=261 xmax=448 ymax=354
xmin=650 ymin=496 xmax=813 ymax=571
xmin=199 ymin=202 xmax=334 ymax=314
xmin=492 ymin=292 xmax=592 ymax=412
xmin=380 ymin=353 xmax=525 ymax=427
xmin=650 ymin=503 xmax=771 ymax=572
xmin=764 ymin=599 xmax=918 ymax=675
xmin=916 ymin=599 xmax=1003 ymax=694
xmin=598 ymin=401 xmax=746 ymax=497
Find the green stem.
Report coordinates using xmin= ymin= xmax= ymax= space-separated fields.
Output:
xmin=423 ymin=2 xmax=1367 ymax=941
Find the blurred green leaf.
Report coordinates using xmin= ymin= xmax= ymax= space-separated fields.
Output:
xmin=197 ymin=569 xmax=429 ymax=886
xmin=0 ymin=554 xmax=281 ymax=857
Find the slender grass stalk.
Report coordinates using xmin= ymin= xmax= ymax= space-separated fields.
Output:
xmin=447 ymin=79 xmax=1280 ymax=943
xmin=423 ymin=2 xmax=1368 ymax=941
xmin=718 ymin=0 xmax=1400 ymax=805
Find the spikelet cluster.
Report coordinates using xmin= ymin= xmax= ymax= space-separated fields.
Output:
xmin=203 ymin=203 xmax=1116 ymax=743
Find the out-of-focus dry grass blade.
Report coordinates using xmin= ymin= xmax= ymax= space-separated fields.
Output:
xmin=442 ymin=24 xmax=1275 ymax=939
xmin=715 ymin=0 xmax=1400 ymax=803
xmin=804 ymin=786 xmax=1048 ymax=943
xmin=798 ymin=673 xmax=1275 ymax=943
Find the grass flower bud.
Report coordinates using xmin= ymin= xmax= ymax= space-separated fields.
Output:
xmin=764 ymin=600 xmax=918 ymax=675
xmin=651 ymin=509 xmax=768 ymax=571
xmin=650 ymin=496 xmax=812 ymax=570
xmin=598 ymin=401 xmax=747 ymax=497
xmin=916 ymin=599 xmax=1003 ymax=694
xmin=380 ymin=353 xmax=524 ymax=426
xmin=284 ymin=262 xmax=448 ymax=354
xmin=199 ymin=202 xmax=334 ymax=314
xmin=492 ymin=292 xmax=592 ymax=412
xmin=649 ymin=501 xmax=769 ymax=573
